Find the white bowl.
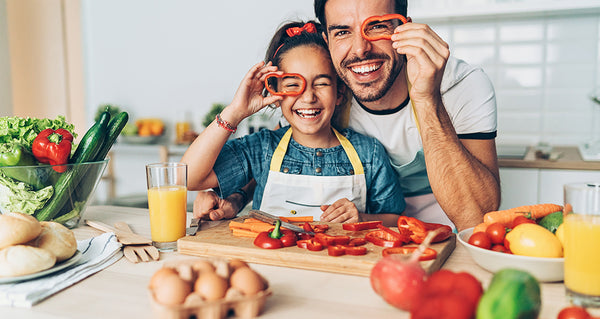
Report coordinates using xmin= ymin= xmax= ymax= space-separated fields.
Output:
xmin=458 ymin=227 xmax=564 ymax=282
xmin=120 ymin=135 xmax=161 ymax=144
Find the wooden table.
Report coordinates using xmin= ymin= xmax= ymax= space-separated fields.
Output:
xmin=0 ymin=205 xmax=595 ymax=319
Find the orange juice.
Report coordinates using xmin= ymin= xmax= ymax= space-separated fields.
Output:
xmin=147 ymin=185 xmax=187 ymax=242
xmin=564 ymin=214 xmax=600 ymax=296
xmin=175 ymin=121 xmax=191 ymax=143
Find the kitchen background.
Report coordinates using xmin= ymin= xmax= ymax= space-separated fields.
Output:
xmin=1 ymin=0 xmax=600 ymax=209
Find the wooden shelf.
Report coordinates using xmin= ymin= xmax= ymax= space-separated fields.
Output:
xmin=499 ymin=146 xmax=600 ymax=170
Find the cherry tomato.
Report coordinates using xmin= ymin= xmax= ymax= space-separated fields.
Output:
xmin=557 ymin=306 xmax=592 ymax=319
xmin=485 ymin=222 xmax=506 ymax=244
xmin=512 ymin=215 xmax=536 ymax=228
xmin=491 ymin=244 xmax=509 ymax=253
xmin=468 ymin=232 xmax=492 ymax=250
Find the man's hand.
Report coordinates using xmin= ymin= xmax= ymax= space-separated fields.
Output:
xmin=319 ymin=198 xmax=361 ymax=223
xmin=193 ymin=190 xmax=241 ymax=221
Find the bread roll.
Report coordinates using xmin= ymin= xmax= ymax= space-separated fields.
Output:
xmin=29 ymin=221 xmax=77 ymax=262
xmin=0 ymin=212 xmax=42 ymax=249
xmin=0 ymin=245 xmax=56 ymax=277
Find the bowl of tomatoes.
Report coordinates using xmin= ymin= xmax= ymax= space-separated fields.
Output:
xmin=457 ymin=227 xmax=564 ymax=282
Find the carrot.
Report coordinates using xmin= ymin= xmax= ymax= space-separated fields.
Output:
xmin=473 ymin=222 xmax=488 ymax=234
xmin=278 ymin=216 xmax=291 ymax=223
xmin=232 ymin=228 xmax=259 ymax=238
xmin=282 ymin=216 xmax=313 ymax=223
xmin=228 ymin=221 xmax=253 ymax=231
xmin=243 ymin=218 xmax=265 ymax=224
xmin=483 ymin=203 xmax=563 ymax=227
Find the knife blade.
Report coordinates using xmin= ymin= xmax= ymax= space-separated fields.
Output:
xmin=186 ymin=218 xmax=200 ymax=236
xmin=248 ymin=210 xmax=314 ymax=235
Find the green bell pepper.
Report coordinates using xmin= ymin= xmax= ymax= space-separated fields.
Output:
xmin=0 ymin=142 xmax=47 ymax=190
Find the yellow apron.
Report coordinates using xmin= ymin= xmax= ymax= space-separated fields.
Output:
xmin=259 ymin=128 xmax=367 ymax=220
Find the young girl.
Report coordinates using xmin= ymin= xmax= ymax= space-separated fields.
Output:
xmin=182 ymin=21 xmax=405 ymax=226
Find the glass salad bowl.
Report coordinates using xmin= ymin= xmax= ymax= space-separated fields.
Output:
xmin=0 ymin=159 xmax=109 ymax=228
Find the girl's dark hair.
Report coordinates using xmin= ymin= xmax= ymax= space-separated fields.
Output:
xmin=264 ymin=20 xmax=328 ymax=66
xmin=314 ymin=0 xmax=408 ymax=30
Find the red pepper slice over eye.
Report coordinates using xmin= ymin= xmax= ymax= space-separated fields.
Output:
xmin=296 ymin=238 xmax=324 ymax=251
xmin=361 ymin=13 xmax=408 ymax=41
xmin=342 ymin=220 xmax=382 ymax=231
xmin=381 ymin=247 xmax=438 ymax=261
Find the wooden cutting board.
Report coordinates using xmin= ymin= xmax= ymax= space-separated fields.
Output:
xmin=178 ymin=217 xmax=456 ymax=277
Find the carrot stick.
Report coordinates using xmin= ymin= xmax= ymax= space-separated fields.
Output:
xmin=278 ymin=216 xmax=291 ymax=223
xmin=473 ymin=222 xmax=488 ymax=234
xmin=243 ymin=218 xmax=265 ymax=224
xmin=229 ymin=221 xmax=253 ymax=231
xmin=232 ymin=228 xmax=259 ymax=238
xmin=281 ymin=216 xmax=313 ymax=222
xmin=483 ymin=203 xmax=563 ymax=227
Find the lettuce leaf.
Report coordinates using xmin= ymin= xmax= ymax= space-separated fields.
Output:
xmin=0 ymin=116 xmax=77 ymax=152
xmin=0 ymin=172 xmax=53 ymax=215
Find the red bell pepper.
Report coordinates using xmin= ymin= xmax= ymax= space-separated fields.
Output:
xmin=296 ymin=238 xmax=324 ymax=251
xmin=327 ymin=244 xmax=368 ymax=257
xmin=381 ymin=247 xmax=438 ymax=261
xmin=342 ymin=220 xmax=382 ymax=231
xmin=377 ymin=224 xmax=412 ymax=243
xmin=397 ymin=216 xmax=452 ymax=244
xmin=314 ymin=233 xmax=350 ymax=247
xmin=348 ymin=237 xmax=367 ymax=247
xmin=31 ymin=128 xmax=73 ymax=173
xmin=253 ymin=220 xmax=297 ymax=249
xmin=302 ymin=222 xmax=314 ymax=233
xmin=365 ymin=230 xmax=404 ymax=247
xmin=313 ymin=224 xmax=329 ymax=233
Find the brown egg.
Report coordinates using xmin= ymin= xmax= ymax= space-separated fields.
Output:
xmin=228 ymin=258 xmax=249 ymax=270
xmin=194 ymin=272 xmax=228 ymax=301
xmin=148 ymin=267 xmax=179 ymax=290
xmin=229 ymin=267 xmax=264 ymax=296
xmin=151 ymin=272 xmax=192 ymax=306
xmin=191 ymin=260 xmax=215 ymax=275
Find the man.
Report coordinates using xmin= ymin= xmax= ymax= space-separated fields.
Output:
xmin=194 ymin=0 xmax=500 ymax=231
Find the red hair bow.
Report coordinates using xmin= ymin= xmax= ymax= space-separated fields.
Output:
xmin=286 ymin=22 xmax=317 ymax=37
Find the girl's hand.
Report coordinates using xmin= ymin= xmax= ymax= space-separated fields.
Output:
xmin=227 ymin=61 xmax=283 ymax=122
xmin=390 ymin=21 xmax=449 ymax=106
xmin=320 ymin=198 xmax=362 ymax=223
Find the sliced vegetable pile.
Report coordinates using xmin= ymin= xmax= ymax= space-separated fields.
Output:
xmin=469 ymin=203 xmax=566 ymax=258
xmin=0 ymin=111 xmax=128 ymax=223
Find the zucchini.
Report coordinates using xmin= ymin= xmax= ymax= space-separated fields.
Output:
xmin=94 ymin=111 xmax=129 ymax=161
xmin=35 ymin=113 xmax=110 ymax=221
xmin=476 ymin=269 xmax=541 ymax=319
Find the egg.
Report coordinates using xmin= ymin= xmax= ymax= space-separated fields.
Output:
xmin=228 ymin=258 xmax=249 ymax=270
xmin=194 ymin=272 xmax=229 ymax=301
xmin=229 ymin=267 xmax=264 ymax=296
xmin=151 ymin=270 xmax=192 ymax=306
xmin=148 ymin=267 xmax=179 ymax=290
xmin=191 ymin=260 xmax=215 ymax=275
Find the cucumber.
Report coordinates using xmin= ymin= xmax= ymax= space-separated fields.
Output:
xmin=94 ymin=111 xmax=129 ymax=161
xmin=35 ymin=113 xmax=110 ymax=221
xmin=476 ymin=269 xmax=541 ymax=319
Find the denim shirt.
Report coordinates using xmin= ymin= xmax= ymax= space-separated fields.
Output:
xmin=212 ymin=126 xmax=406 ymax=215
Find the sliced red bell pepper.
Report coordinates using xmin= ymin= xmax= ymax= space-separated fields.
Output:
xmin=302 ymin=222 xmax=314 ymax=233
xmin=31 ymin=128 xmax=73 ymax=173
xmin=297 ymin=232 xmax=313 ymax=240
xmin=397 ymin=216 xmax=452 ymax=244
xmin=327 ymin=244 xmax=368 ymax=257
xmin=381 ymin=247 xmax=438 ymax=261
xmin=364 ymin=230 xmax=403 ymax=247
xmin=296 ymin=238 xmax=324 ymax=251
xmin=314 ymin=233 xmax=350 ymax=247
xmin=342 ymin=220 xmax=382 ymax=231
xmin=376 ymin=224 xmax=411 ymax=243
xmin=348 ymin=237 xmax=367 ymax=247
xmin=313 ymin=224 xmax=329 ymax=233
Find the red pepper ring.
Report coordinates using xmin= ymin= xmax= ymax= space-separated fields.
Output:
xmin=376 ymin=224 xmax=411 ymax=244
xmin=296 ymin=238 xmax=324 ymax=251
xmin=361 ymin=14 xmax=408 ymax=41
xmin=342 ymin=220 xmax=382 ymax=231
xmin=327 ymin=245 xmax=368 ymax=257
xmin=381 ymin=247 xmax=438 ymax=261
xmin=264 ymin=73 xmax=306 ymax=96
xmin=365 ymin=230 xmax=403 ymax=247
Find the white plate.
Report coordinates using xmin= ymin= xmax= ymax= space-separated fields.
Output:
xmin=458 ymin=228 xmax=564 ymax=282
xmin=0 ymin=250 xmax=82 ymax=284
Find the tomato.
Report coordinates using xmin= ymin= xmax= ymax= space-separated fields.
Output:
xmin=485 ymin=222 xmax=506 ymax=244
xmin=557 ymin=306 xmax=592 ymax=319
xmin=491 ymin=244 xmax=509 ymax=253
xmin=512 ymin=215 xmax=536 ymax=228
xmin=505 ymin=224 xmax=563 ymax=258
xmin=468 ymin=232 xmax=492 ymax=250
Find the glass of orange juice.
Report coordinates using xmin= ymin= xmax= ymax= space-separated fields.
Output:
xmin=563 ymin=182 xmax=600 ymax=307
xmin=145 ymin=162 xmax=187 ymax=252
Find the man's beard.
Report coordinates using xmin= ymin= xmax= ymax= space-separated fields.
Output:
xmin=338 ymin=52 xmax=403 ymax=103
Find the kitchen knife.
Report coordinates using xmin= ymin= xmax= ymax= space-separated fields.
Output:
xmin=186 ymin=218 xmax=200 ymax=236
xmin=249 ymin=210 xmax=314 ymax=235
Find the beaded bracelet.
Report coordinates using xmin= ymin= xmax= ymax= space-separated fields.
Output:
xmin=215 ymin=113 xmax=237 ymax=133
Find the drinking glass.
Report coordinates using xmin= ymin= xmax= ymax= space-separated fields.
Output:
xmin=563 ymin=182 xmax=600 ymax=307
xmin=145 ymin=162 xmax=187 ymax=252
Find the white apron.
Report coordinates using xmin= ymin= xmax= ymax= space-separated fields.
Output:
xmin=259 ymin=128 xmax=367 ymax=220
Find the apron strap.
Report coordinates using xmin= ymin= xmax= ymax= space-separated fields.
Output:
xmin=269 ymin=127 xmax=365 ymax=175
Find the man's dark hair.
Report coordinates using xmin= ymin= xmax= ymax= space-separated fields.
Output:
xmin=314 ymin=0 xmax=408 ymax=28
